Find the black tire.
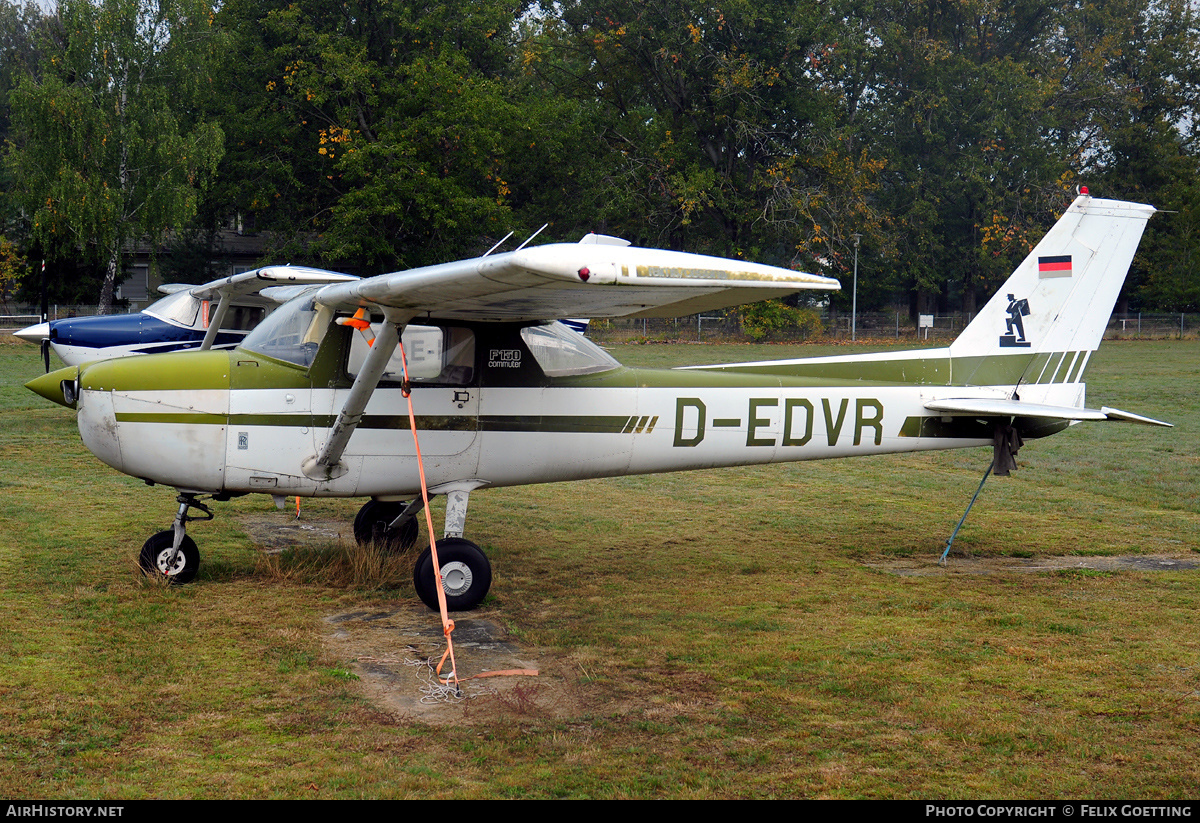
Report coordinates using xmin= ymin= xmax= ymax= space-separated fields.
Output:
xmin=353 ymin=500 xmax=419 ymax=552
xmin=412 ymin=538 xmax=492 ymax=612
xmin=139 ymin=530 xmax=200 ymax=584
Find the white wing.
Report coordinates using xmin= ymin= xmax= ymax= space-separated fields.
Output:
xmin=311 ymin=242 xmax=839 ymax=321
xmin=188 ymin=266 xmax=358 ymax=302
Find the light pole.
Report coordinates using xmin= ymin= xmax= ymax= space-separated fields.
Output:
xmin=851 ymin=233 xmax=861 ymax=342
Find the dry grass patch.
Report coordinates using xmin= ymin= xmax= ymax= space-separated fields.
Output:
xmin=254 ymin=535 xmax=421 ymax=590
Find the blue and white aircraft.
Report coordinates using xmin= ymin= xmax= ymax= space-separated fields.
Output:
xmin=14 ymin=267 xmax=358 ymax=368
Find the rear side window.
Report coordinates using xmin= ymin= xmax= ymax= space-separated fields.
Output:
xmin=519 ymin=323 xmax=618 ymax=377
xmin=346 ymin=323 xmax=475 ymax=385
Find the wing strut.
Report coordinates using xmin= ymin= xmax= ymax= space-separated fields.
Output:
xmin=199 ymin=291 xmax=232 ymax=351
xmin=302 ymin=315 xmax=404 ymax=481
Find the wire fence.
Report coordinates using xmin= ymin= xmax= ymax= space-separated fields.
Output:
xmin=3 ymin=304 xmax=1198 ymax=343
xmin=0 ymin=304 xmax=107 ymax=331
xmin=583 ymin=311 xmax=1200 ymax=343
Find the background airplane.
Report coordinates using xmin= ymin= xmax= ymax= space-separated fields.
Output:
xmin=14 ymin=267 xmax=358 ymax=370
xmin=26 ymin=193 xmax=1168 ymax=613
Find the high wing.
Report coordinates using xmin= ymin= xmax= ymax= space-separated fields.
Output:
xmin=150 ymin=266 xmax=355 ymax=300
xmin=197 ymin=266 xmax=358 ymax=350
xmin=310 ymin=240 xmax=840 ymax=322
xmin=302 ymin=239 xmax=837 ymax=480
xmin=188 ymin=266 xmax=357 ymax=302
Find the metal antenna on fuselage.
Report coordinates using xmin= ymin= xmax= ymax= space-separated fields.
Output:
xmin=514 ymin=223 xmax=549 ymax=251
xmin=482 ymin=231 xmax=515 ymax=257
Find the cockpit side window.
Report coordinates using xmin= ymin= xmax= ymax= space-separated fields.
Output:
xmin=519 ymin=323 xmax=619 ymax=377
xmin=346 ymin=322 xmax=476 ymax=385
xmin=208 ymin=303 xmax=267 ymax=332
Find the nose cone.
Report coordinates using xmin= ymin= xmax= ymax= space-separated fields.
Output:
xmin=25 ymin=366 xmax=80 ymax=408
xmin=13 ymin=321 xmax=49 ymax=344
xmin=73 ymin=351 xmax=233 ymax=489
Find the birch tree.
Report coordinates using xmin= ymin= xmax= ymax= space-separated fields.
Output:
xmin=6 ymin=0 xmax=224 ymax=312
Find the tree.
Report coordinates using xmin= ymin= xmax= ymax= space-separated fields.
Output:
xmin=207 ymin=0 xmax=570 ymax=273
xmin=531 ymin=0 xmax=885 ymax=276
xmin=1071 ymin=0 xmax=1200 ymax=311
xmin=0 ymin=2 xmax=50 ymax=245
xmin=5 ymin=0 xmax=225 ymax=312
xmin=848 ymin=0 xmax=1200 ymax=318
xmin=843 ymin=0 xmax=1076 ymax=317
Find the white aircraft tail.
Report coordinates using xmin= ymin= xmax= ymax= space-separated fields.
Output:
xmin=948 ymin=194 xmax=1155 ymax=387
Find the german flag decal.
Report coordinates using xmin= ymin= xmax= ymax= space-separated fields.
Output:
xmin=1038 ymin=255 xmax=1072 ymax=278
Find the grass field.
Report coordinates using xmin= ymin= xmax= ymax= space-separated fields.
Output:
xmin=1 ymin=335 xmax=1197 ymax=798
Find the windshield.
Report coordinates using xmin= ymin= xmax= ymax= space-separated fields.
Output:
xmin=143 ymin=290 xmax=200 ymax=327
xmin=238 ymin=291 xmax=331 ymax=367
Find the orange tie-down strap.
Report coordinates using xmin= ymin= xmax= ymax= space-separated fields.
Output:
xmin=434 ymin=630 xmax=539 ymax=682
xmin=397 ymin=338 xmax=460 ymax=688
xmin=397 ymin=337 xmax=539 ymax=687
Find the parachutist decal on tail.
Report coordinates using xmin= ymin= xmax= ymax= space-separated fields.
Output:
xmin=1000 ymin=295 xmax=1032 ymax=348
xmin=26 ymin=193 xmax=1171 ymax=611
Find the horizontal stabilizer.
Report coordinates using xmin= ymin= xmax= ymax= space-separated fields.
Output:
xmin=1099 ymin=406 xmax=1174 ymax=427
xmin=925 ymin=398 xmax=1172 ymax=427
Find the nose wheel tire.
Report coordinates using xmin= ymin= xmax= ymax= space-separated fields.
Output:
xmin=413 ymin=538 xmax=492 ymax=612
xmin=353 ymin=500 xmax=419 ymax=552
xmin=139 ymin=531 xmax=200 ymax=584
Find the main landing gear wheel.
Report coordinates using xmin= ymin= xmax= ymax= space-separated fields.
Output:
xmin=353 ymin=500 xmax=419 ymax=552
xmin=139 ymin=531 xmax=200 ymax=584
xmin=413 ymin=538 xmax=492 ymax=612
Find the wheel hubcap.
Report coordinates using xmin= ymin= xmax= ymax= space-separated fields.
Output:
xmin=440 ymin=561 xmax=473 ymax=596
xmin=156 ymin=549 xmax=186 ymax=576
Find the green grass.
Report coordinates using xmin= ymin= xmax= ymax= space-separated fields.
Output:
xmin=1 ymin=334 xmax=1198 ymax=798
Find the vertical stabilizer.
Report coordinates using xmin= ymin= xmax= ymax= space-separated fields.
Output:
xmin=948 ymin=194 xmax=1154 ymax=388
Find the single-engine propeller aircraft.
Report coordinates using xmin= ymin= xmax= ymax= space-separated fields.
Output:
xmin=27 ymin=192 xmax=1170 ymax=611
xmin=14 ymin=267 xmax=358 ymax=370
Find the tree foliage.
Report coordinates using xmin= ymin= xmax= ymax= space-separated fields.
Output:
xmin=533 ymin=0 xmax=886 ymax=275
xmin=211 ymin=0 xmax=600 ymax=272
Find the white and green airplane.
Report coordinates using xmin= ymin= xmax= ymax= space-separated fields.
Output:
xmin=26 ymin=192 xmax=1169 ymax=611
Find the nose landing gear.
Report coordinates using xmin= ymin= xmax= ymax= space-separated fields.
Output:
xmin=137 ymin=492 xmax=213 ymax=584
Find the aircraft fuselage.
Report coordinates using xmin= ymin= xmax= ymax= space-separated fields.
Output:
xmin=43 ymin=318 xmax=1032 ymax=500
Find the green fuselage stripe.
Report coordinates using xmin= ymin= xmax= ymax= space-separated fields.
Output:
xmin=704 ymin=351 xmax=1090 ymax=387
xmin=479 ymin=415 xmax=632 ymax=434
xmin=115 ymin=411 xmax=632 ymax=434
